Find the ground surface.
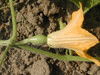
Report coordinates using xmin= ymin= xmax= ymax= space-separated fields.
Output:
xmin=0 ymin=0 xmax=100 ymax=75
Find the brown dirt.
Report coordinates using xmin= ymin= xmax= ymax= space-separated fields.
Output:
xmin=0 ymin=0 xmax=100 ymax=75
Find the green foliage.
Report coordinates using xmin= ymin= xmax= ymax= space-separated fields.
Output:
xmin=70 ymin=0 xmax=100 ymax=14
xmin=58 ymin=19 xmax=66 ymax=30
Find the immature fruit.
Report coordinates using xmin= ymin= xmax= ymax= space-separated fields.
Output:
xmin=15 ymin=35 xmax=47 ymax=45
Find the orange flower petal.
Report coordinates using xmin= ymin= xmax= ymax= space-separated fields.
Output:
xmin=47 ymin=2 xmax=100 ymax=66
xmin=75 ymin=51 xmax=100 ymax=66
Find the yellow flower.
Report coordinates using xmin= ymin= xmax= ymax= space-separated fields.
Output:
xmin=47 ymin=2 xmax=100 ymax=66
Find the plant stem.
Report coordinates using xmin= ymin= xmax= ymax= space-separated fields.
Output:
xmin=17 ymin=45 xmax=100 ymax=62
xmin=0 ymin=0 xmax=17 ymax=67
xmin=0 ymin=0 xmax=17 ymax=45
xmin=69 ymin=49 xmax=73 ymax=56
xmin=0 ymin=40 xmax=9 ymax=45
xmin=9 ymin=0 xmax=17 ymax=44
xmin=0 ymin=45 xmax=10 ymax=67
xmin=66 ymin=49 xmax=68 ymax=56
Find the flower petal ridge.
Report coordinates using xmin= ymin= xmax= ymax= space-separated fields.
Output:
xmin=47 ymin=2 xmax=100 ymax=66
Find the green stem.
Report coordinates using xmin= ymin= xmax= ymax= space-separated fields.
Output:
xmin=66 ymin=49 xmax=68 ymax=56
xmin=0 ymin=45 xmax=10 ymax=67
xmin=9 ymin=0 xmax=17 ymax=44
xmin=0 ymin=0 xmax=17 ymax=45
xmin=69 ymin=49 xmax=73 ymax=56
xmin=0 ymin=40 xmax=9 ymax=45
xmin=0 ymin=0 xmax=17 ymax=67
xmin=17 ymin=45 xmax=99 ymax=62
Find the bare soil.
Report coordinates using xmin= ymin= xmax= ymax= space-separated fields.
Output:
xmin=0 ymin=0 xmax=100 ymax=75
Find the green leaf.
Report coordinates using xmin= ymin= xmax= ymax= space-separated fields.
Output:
xmin=58 ymin=19 xmax=66 ymax=30
xmin=70 ymin=0 xmax=100 ymax=14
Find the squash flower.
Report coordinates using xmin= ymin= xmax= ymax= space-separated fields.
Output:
xmin=47 ymin=2 xmax=100 ymax=66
